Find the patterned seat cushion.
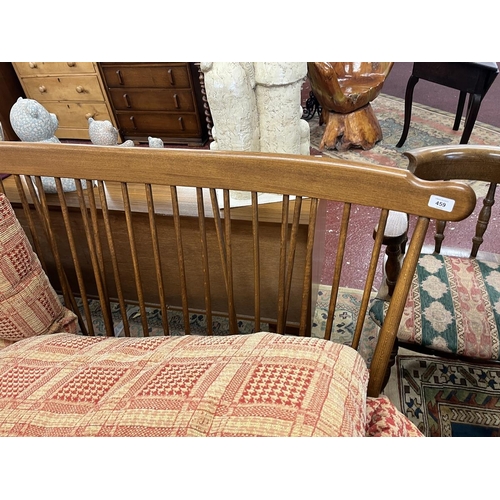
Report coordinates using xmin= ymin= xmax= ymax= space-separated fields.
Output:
xmin=0 ymin=193 xmax=78 ymax=341
xmin=0 ymin=332 xmax=372 ymax=436
xmin=370 ymin=253 xmax=500 ymax=360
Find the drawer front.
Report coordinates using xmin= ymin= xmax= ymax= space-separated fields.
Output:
xmin=47 ymin=102 xmax=112 ymax=129
xmin=13 ymin=62 xmax=95 ymax=76
xmin=116 ymin=112 xmax=200 ymax=136
xmin=101 ymin=64 xmax=191 ymax=89
xmin=108 ymin=88 xmax=195 ymax=112
xmin=21 ymin=75 xmax=106 ymax=102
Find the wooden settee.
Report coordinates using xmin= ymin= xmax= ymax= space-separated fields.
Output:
xmin=0 ymin=142 xmax=476 ymax=436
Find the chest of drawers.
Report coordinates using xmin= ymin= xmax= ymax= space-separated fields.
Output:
xmin=99 ymin=62 xmax=209 ymax=146
xmin=12 ymin=62 xmax=118 ymax=141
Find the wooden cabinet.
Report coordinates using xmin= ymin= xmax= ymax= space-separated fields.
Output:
xmin=99 ymin=62 xmax=209 ymax=146
xmin=0 ymin=63 xmax=25 ymax=141
xmin=12 ymin=62 xmax=118 ymax=141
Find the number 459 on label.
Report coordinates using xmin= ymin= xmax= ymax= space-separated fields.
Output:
xmin=428 ymin=195 xmax=455 ymax=213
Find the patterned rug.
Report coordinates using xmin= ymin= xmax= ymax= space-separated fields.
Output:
xmin=74 ymin=298 xmax=267 ymax=337
xmin=395 ymin=355 xmax=500 ymax=437
xmin=75 ymin=286 xmax=372 ymax=343
xmin=311 ymin=284 xmax=378 ymax=367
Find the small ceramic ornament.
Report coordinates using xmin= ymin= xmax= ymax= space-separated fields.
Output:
xmin=88 ymin=118 xmax=134 ymax=147
xmin=10 ymin=97 xmax=60 ymax=143
xmin=9 ymin=97 xmax=78 ymax=193
xmin=148 ymin=136 xmax=164 ymax=148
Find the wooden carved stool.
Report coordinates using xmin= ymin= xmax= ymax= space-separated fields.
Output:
xmin=308 ymin=62 xmax=393 ymax=151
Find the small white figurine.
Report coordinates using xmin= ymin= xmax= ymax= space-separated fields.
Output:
xmin=10 ymin=97 xmax=60 ymax=143
xmin=9 ymin=98 xmax=78 ymax=193
xmin=88 ymin=118 xmax=134 ymax=147
xmin=148 ymin=136 xmax=164 ymax=148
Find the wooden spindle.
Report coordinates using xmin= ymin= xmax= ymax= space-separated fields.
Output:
xmin=170 ymin=185 xmax=190 ymax=334
xmin=324 ymin=202 xmax=351 ymax=341
xmin=251 ymin=191 xmax=261 ymax=332
xmin=472 ymin=181 xmax=497 ymax=257
xmin=145 ymin=183 xmax=170 ymax=335
xmin=277 ymin=195 xmax=290 ymax=333
xmin=196 ymin=187 xmax=213 ymax=335
xmin=352 ymin=209 xmax=388 ymax=350
xmin=97 ymin=181 xmax=131 ymax=337
xmin=298 ymin=197 xmax=318 ymax=337
xmin=223 ymin=189 xmax=237 ymax=334
xmin=121 ymin=182 xmax=149 ymax=336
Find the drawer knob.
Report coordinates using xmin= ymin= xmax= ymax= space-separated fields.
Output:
xmin=173 ymin=93 xmax=180 ymax=109
xmin=38 ymin=85 xmax=47 ymax=93
xmin=28 ymin=62 xmax=37 ymax=69
xmin=67 ymin=62 xmax=76 ymax=67
xmin=76 ymin=86 xmax=84 ymax=93
xmin=85 ymin=112 xmax=95 ymax=119
xmin=178 ymin=116 xmax=185 ymax=130
xmin=116 ymin=70 xmax=124 ymax=85
xmin=130 ymin=116 xmax=137 ymax=129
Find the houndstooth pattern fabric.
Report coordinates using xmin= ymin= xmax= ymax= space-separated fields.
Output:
xmin=0 ymin=332 xmax=375 ymax=436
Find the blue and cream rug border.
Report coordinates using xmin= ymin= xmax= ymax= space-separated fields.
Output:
xmin=396 ymin=354 xmax=500 ymax=437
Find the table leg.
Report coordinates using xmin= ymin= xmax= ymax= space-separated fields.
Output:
xmin=460 ymin=92 xmax=481 ymax=144
xmin=396 ymin=75 xmax=419 ymax=148
xmin=453 ymin=91 xmax=467 ymax=131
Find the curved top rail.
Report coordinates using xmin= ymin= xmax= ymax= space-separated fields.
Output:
xmin=0 ymin=141 xmax=476 ymax=222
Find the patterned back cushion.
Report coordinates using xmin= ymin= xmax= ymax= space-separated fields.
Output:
xmin=370 ymin=253 xmax=500 ymax=360
xmin=0 ymin=193 xmax=77 ymax=341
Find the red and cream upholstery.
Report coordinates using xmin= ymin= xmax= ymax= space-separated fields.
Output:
xmin=0 ymin=332 xmax=422 ymax=437
xmin=0 ymin=193 xmax=77 ymax=342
